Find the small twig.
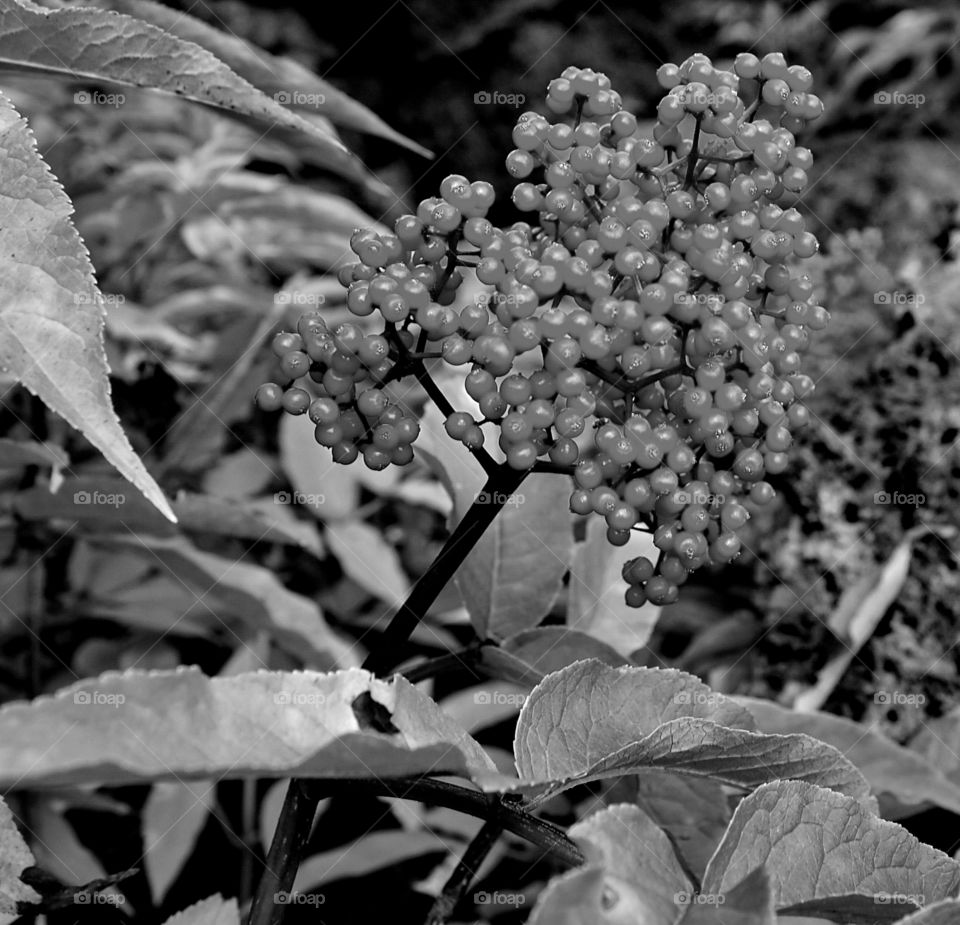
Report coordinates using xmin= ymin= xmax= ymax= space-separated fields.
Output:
xmin=684 ymin=115 xmax=702 ymax=190
xmin=425 ymin=817 xmax=504 ymax=925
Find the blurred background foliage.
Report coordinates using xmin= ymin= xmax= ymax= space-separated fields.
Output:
xmin=5 ymin=0 xmax=960 ymax=919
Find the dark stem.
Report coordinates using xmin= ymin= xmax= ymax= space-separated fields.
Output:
xmin=684 ymin=115 xmax=703 ymax=190
xmin=362 ymin=462 xmax=527 ymax=676
xmin=425 ymin=817 xmax=504 ymax=925
xmin=402 ymin=643 xmax=485 ymax=685
xmin=246 ymin=781 xmax=323 ymax=925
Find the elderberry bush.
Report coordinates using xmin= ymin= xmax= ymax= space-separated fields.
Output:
xmin=257 ymin=52 xmax=829 ymax=608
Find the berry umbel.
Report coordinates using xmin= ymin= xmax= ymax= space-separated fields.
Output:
xmin=258 ymin=54 xmax=828 ymax=608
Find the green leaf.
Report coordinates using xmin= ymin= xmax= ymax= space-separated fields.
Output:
xmin=0 ymin=666 xmax=497 ymax=788
xmin=97 ymin=534 xmax=354 ymax=669
xmin=570 ymin=804 xmax=691 ymax=925
xmin=63 ymin=0 xmax=430 ymax=157
xmin=738 ymin=696 xmax=960 ymax=819
xmin=142 ymin=781 xmax=213 ymax=903
xmin=508 ymin=661 xmax=870 ymax=802
xmin=701 ymin=781 xmax=960 ymax=921
xmin=0 ymin=0 xmax=352 ymax=169
xmin=567 ymin=517 xmax=661 ymax=656
xmin=161 ymin=895 xmax=238 ymax=925
xmin=326 ymin=519 xmax=410 ymax=607
xmin=0 ymin=796 xmax=41 ymax=915
xmin=633 ymin=773 xmax=731 ymax=880
xmin=454 ymin=474 xmax=573 ymax=639
xmin=0 ymin=89 xmax=173 ymax=521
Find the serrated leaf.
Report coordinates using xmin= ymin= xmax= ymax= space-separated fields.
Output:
xmin=501 ymin=627 xmax=631 ymax=676
xmin=507 ymin=661 xmax=870 ymax=803
xmin=454 ymin=474 xmax=573 ymax=639
xmin=0 ymin=797 xmax=40 ymax=915
xmin=701 ymin=781 xmax=960 ymax=921
xmin=0 ymin=0 xmax=352 ymax=169
xmin=326 ymin=519 xmax=410 ymax=607
xmin=161 ymin=895 xmax=238 ymax=925
xmin=63 ymin=0 xmax=430 ymax=156
xmin=0 ymin=89 xmax=173 ymax=521
xmin=738 ymin=696 xmax=960 ymax=819
xmin=142 ymin=781 xmax=213 ymax=903
xmin=0 ymin=666 xmax=497 ymax=788
xmin=567 ymin=517 xmax=661 ymax=656
xmin=681 ymin=867 xmax=775 ymax=925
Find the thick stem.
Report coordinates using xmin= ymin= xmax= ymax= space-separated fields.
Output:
xmin=362 ymin=463 xmax=527 ymax=676
xmin=401 ymin=643 xmax=484 ymax=685
xmin=684 ymin=115 xmax=703 ymax=190
xmin=246 ymin=781 xmax=323 ymax=925
xmin=425 ymin=817 xmax=504 ymax=925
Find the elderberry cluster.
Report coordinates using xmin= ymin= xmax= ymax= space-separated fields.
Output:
xmin=257 ymin=52 xmax=829 ymax=607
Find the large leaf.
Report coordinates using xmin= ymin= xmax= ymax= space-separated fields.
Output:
xmin=508 ymin=661 xmax=870 ymax=803
xmin=454 ymin=474 xmax=573 ymax=639
xmin=60 ymin=0 xmax=430 ymax=156
xmin=567 ymin=516 xmax=662 ymax=656
xmin=702 ymin=781 xmax=960 ymax=921
xmin=0 ymin=89 xmax=173 ymax=521
xmin=738 ymin=696 xmax=960 ymax=819
xmin=0 ymin=666 xmax=497 ymax=788
xmin=681 ymin=867 xmax=775 ymax=925
xmin=0 ymin=797 xmax=40 ymax=916
xmin=326 ymin=519 xmax=410 ymax=607
xmin=501 ymin=627 xmax=631 ymax=676
xmin=894 ymin=900 xmax=960 ymax=924
xmin=0 ymin=0 xmax=353 ymax=170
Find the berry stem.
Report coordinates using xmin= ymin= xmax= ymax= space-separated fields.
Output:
xmin=425 ymin=817 xmax=504 ymax=925
xmin=531 ymin=461 xmax=576 ymax=475
xmin=362 ymin=462 xmax=528 ymax=676
xmin=683 ymin=115 xmax=703 ymax=190
xmin=401 ymin=643 xmax=485 ymax=685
